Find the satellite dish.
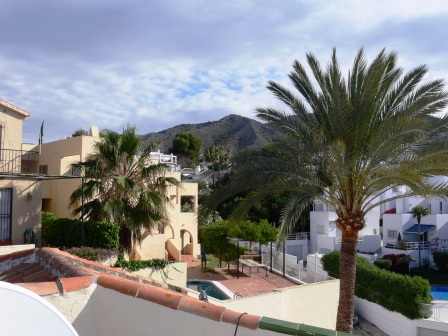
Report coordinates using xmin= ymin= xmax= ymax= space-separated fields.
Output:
xmin=0 ymin=281 xmax=79 ymax=336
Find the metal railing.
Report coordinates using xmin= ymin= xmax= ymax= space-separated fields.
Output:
xmin=285 ymin=232 xmax=309 ymax=240
xmin=385 ymin=241 xmax=430 ymax=251
xmin=0 ymin=149 xmax=39 ymax=174
xmin=261 ymin=244 xmax=335 ymax=284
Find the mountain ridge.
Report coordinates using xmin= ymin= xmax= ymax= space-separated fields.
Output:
xmin=141 ymin=114 xmax=278 ymax=155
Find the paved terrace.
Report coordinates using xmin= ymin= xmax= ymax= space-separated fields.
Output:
xmin=184 ymin=256 xmax=299 ymax=297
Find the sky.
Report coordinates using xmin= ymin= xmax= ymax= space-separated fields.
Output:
xmin=1 ymin=0 xmax=448 ymax=144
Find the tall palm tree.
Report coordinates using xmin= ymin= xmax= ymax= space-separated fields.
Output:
xmin=204 ymin=49 xmax=448 ymax=332
xmin=411 ymin=205 xmax=431 ymax=267
xmin=204 ymin=145 xmax=230 ymax=189
xmin=69 ymin=126 xmax=180 ymax=255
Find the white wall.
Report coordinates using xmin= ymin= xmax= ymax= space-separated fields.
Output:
xmin=66 ymin=285 xmax=276 ymax=336
xmin=132 ymin=262 xmax=187 ymax=288
xmin=355 ymin=297 xmax=448 ymax=336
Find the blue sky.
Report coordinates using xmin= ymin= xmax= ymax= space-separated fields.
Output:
xmin=1 ymin=0 xmax=448 ymax=143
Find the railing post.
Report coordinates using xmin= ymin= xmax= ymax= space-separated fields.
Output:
xmin=282 ymin=242 xmax=286 ymax=278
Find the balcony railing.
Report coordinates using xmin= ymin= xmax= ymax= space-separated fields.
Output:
xmin=286 ymin=232 xmax=310 ymax=240
xmin=0 ymin=149 xmax=39 ymax=174
xmin=384 ymin=241 xmax=430 ymax=251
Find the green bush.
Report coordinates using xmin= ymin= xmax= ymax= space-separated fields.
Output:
xmin=42 ymin=212 xmax=119 ymax=251
xmin=64 ymin=247 xmax=118 ymax=262
xmin=433 ymin=252 xmax=448 ymax=273
xmin=322 ymin=250 xmax=431 ymax=319
xmin=373 ymin=259 xmax=392 ymax=271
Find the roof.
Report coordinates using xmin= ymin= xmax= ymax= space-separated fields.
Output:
xmin=0 ymin=247 xmax=260 ymax=330
xmin=0 ymin=98 xmax=31 ymax=117
xmin=404 ymin=224 xmax=435 ymax=234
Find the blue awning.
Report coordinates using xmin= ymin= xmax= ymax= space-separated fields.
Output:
xmin=404 ymin=224 xmax=435 ymax=234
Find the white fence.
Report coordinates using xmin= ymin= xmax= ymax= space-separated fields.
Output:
xmin=260 ymin=244 xmax=334 ymax=284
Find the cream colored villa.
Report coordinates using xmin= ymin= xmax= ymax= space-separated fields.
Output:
xmin=0 ymin=98 xmax=41 ymax=246
xmin=36 ymin=130 xmax=200 ymax=261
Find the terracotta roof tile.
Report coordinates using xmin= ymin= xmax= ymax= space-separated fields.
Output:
xmin=0 ymin=247 xmax=264 ymax=332
xmin=57 ymin=276 xmax=92 ymax=292
xmin=16 ymin=282 xmax=60 ymax=296
xmin=178 ymin=296 xmax=225 ymax=321
xmin=136 ymin=285 xmax=183 ymax=309
xmin=222 ymin=310 xmax=261 ymax=330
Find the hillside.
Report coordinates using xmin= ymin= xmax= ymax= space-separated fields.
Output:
xmin=141 ymin=114 xmax=278 ymax=155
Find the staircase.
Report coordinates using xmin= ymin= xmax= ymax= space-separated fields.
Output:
xmin=181 ymin=254 xmax=197 ymax=267
xmin=167 ymin=252 xmax=175 ymax=262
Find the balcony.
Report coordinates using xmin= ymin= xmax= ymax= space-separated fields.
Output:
xmin=0 ymin=149 xmax=39 ymax=174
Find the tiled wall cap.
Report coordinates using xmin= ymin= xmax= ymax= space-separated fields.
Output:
xmin=16 ymin=282 xmax=60 ymax=296
xmin=9 ymin=249 xmax=36 ymax=259
xmin=222 ymin=309 xmax=261 ymax=330
xmin=137 ymin=285 xmax=183 ymax=310
xmin=178 ymin=296 xmax=225 ymax=321
xmin=58 ymin=276 xmax=93 ymax=292
xmin=0 ymin=248 xmax=36 ymax=262
xmin=98 ymin=274 xmax=142 ymax=297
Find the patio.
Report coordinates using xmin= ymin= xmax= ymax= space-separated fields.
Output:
xmin=184 ymin=256 xmax=298 ymax=298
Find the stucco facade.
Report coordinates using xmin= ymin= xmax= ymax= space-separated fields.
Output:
xmin=38 ymin=134 xmax=200 ymax=260
xmin=0 ymin=99 xmax=41 ymax=246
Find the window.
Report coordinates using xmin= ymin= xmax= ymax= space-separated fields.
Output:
xmin=0 ymin=188 xmax=12 ymax=240
xmin=392 ymin=186 xmax=399 ymax=192
xmin=314 ymin=203 xmax=325 ymax=211
xmin=71 ymin=165 xmax=82 ymax=176
xmin=440 ymin=202 xmax=443 ymax=214
xmin=387 ymin=230 xmax=398 ymax=239
xmin=39 ymin=165 xmax=48 ymax=175
xmin=180 ymin=196 xmax=195 ymax=212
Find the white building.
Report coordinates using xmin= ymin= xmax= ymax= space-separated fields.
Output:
xmin=309 ymin=202 xmax=381 ymax=255
xmin=382 ymin=176 xmax=448 ymax=267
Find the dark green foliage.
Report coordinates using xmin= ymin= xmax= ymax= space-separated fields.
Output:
xmin=433 ymin=252 xmax=448 ymax=273
xmin=374 ymin=259 xmax=392 ymax=271
xmin=72 ymin=129 xmax=88 ymax=137
xmin=383 ymin=254 xmax=407 ymax=274
xmin=169 ymin=132 xmax=202 ymax=164
xmin=321 ymin=250 xmax=431 ymax=319
xmin=42 ymin=212 xmax=119 ymax=251
xmin=115 ymin=254 xmax=173 ymax=272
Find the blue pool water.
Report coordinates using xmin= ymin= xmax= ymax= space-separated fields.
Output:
xmin=187 ymin=280 xmax=231 ymax=300
xmin=431 ymin=286 xmax=448 ymax=300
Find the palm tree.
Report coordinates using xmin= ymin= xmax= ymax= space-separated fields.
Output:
xmin=204 ymin=145 xmax=230 ymax=189
xmin=69 ymin=126 xmax=180 ymax=255
xmin=411 ymin=205 xmax=431 ymax=267
xmin=204 ymin=49 xmax=448 ymax=332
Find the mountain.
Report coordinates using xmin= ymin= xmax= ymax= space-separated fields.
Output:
xmin=141 ymin=114 xmax=278 ymax=155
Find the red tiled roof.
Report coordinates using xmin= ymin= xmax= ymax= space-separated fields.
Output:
xmin=0 ymin=247 xmax=261 ymax=330
xmin=0 ymin=98 xmax=31 ymax=117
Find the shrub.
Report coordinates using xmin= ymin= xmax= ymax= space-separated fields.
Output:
xmin=374 ymin=259 xmax=392 ymax=271
xmin=433 ymin=252 xmax=448 ymax=273
xmin=42 ymin=212 xmax=119 ymax=251
xmin=64 ymin=247 xmax=118 ymax=262
xmin=322 ymin=250 xmax=431 ymax=319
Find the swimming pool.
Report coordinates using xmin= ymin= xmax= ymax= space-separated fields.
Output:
xmin=187 ymin=280 xmax=233 ymax=300
xmin=431 ymin=286 xmax=448 ymax=300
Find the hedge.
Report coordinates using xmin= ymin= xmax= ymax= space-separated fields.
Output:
xmin=42 ymin=212 xmax=119 ymax=251
xmin=433 ymin=252 xmax=448 ymax=273
xmin=321 ymin=250 xmax=431 ymax=319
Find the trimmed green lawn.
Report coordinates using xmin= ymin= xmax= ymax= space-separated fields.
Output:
xmin=197 ymin=253 xmax=228 ymax=268
xmin=411 ymin=267 xmax=448 ymax=285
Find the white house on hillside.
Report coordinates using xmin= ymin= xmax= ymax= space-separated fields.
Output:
xmin=309 ymin=202 xmax=381 ymax=255
xmin=382 ymin=176 xmax=448 ymax=266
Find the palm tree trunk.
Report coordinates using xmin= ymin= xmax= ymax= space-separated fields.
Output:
xmin=336 ymin=230 xmax=359 ymax=333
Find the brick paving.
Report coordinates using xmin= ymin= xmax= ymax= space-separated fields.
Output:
xmin=184 ymin=256 xmax=299 ymax=298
